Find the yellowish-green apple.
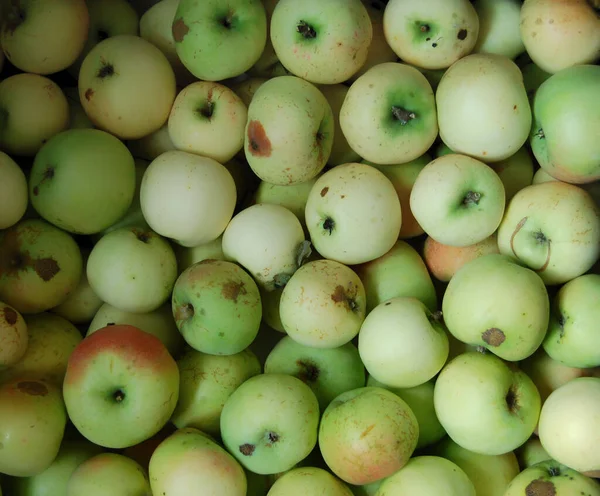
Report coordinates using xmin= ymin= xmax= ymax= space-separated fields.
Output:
xmin=0 ymin=302 xmax=27 ymax=369
xmin=0 ymin=73 xmax=69 ymax=157
xmin=340 ymin=62 xmax=438 ymax=165
xmin=268 ymin=467 xmax=353 ymax=496
xmin=0 ymin=151 xmax=28 ymax=230
xmin=259 ymin=286 xmax=286 ymax=333
xmin=436 ymin=53 xmax=532 ymax=162
xmin=515 ymin=436 xmax=551 ymax=469
xmin=173 ymin=235 xmax=225 ymax=274
xmin=488 ymin=146 xmax=535 ymax=201
xmin=63 ymin=86 xmax=95 ymax=130
xmin=472 ymin=0 xmax=525 ymax=59
xmin=227 ymin=76 xmax=268 ymax=107
xmin=127 ymin=123 xmax=176 ymax=161
xmin=270 ymin=0 xmax=372 ymax=84
xmin=496 ymin=181 xmax=600 ymax=285
xmin=434 ymin=351 xmax=541 ymax=455
xmin=532 ymin=168 xmax=600 ymax=208
xmin=383 ymin=0 xmax=479 ymax=70
xmin=79 ymin=35 xmax=176 ymax=140
xmin=245 ymin=0 xmax=281 ymax=79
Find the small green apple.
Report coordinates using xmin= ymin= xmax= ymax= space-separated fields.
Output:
xmin=488 ymin=146 xmax=535 ymax=202
xmin=0 ymin=302 xmax=27 ymax=368
xmin=173 ymin=235 xmax=225 ymax=274
xmin=515 ymin=436 xmax=551 ymax=469
xmin=472 ymin=0 xmax=525 ymax=59
xmin=127 ymin=123 xmax=176 ymax=162
xmin=268 ymin=467 xmax=353 ymax=496
xmin=227 ymin=76 xmax=268 ymax=107
xmin=62 ymin=86 xmax=95 ymax=130
xmin=0 ymin=151 xmax=28 ymax=230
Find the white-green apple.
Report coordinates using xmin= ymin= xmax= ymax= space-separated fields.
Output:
xmin=434 ymin=350 xmax=542 ymax=455
xmin=87 ymin=302 xmax=183 ymax=356
xmin=268 ymin=467 xmax=353 ymax=496
xmin=171 ymin=348 xmax=261 ymax=436
xmin=279 ymin=259 xmax=366 ymax=349
xmin=504 ymin=460 xmax=600 ymax=496
xmin=270 ymin=0 xmax=372 ymax=84
xmin=515 ymin=436 xmax=551 ymax=469
xmin=340 ymin=62 xmax=438 ymax=165
xmin=539 ymin=377 xmax=600 ymax=473
xmin=245 ymin=0 xmax=280 ymax=79
xmin=220 ymin=374 xmax=320 ymax=475
xmin=173 ymin=235 xmax=225 ymax=274
xmin=127 ymin=123 xmax=176 ymax=161
xmin=472 ymin=0 xmax=525 ymax=59
xmin=168 ymin=81 xmax=247 ymax=163
xmin=0 ymin=219 xmax=83 ymax=314
xmin=0 ymin=0 xmax=89 ymax=74
xmin=243 ymin=75 xmax=333 ymax=185
xmin=533 ymin=169 xmax=600 ymax=208
xmin=67 ymin=453 xmax=151 ymax=496
xmin=359 ymin=297 xmax=448 ymax=388
xmin=318 ymin=386 xmax=419 ymax=485
xmin=222 ymin=203 xmax=308 ymax=291
xmin=0 ymin=312 xmax=82 ymax=386
xmin=227 ymin=76 xmax=268 ymax=107
xmin=0 ymin=151 xmax=27 ymax=229
xmin=436 ymin=53 xmax=532 ymax=162
xmin=520 ymin=0 xmax=600 ymax=74
xmin=79 ymin=35 xmax=176 ymax=140
xmin=383 ymin=0 xmax=479 ymax=70
xmin=410 ymin=153 xmax=506 ymax=247
xmin=0 ymin=378 xmax=67 ymax=477
xmin=29 ymin=128 xmax=136 ymax=235
xmin=431 ymin=437 xmax=520 ymax=496
xmin=367 ymin=376 xmax=445 ymax=450
xmin=422 ymin=234 xmax=500 ymax=283
xmin=259 ymin=286 xmax=286 ymax=333
xmin=0 ymin=73 xmax=69 ymax=157
xmin=442 ymin=254 xmax=549 ymax=361
xmin=87 ymin=226 xmax=178 ymax=313
xmin=496 ymin=181 xmax=600 ymax=285
xmin=63 ymin=86 xmax=95 ymax=130
xmin=172 ymin=0 xmax=267 ymax=81
xmin=140 ymin=150 xmax=237 ymax=247
xmin=530 ymin=64 xmax=600 ymax=183
xmin=265 ymin=335 xmax=366 ymax=411
xmin=0 ymin=302 xmax=27 ymax=369
xmin=375 ymin=456 xmax=476 ymax=496
xmin=149 ymin=427 xmax=247 ymax=496
xmin=543 ymin=274 xmax=600 ymax=368
xmin=304 ymin=162 xmax=402 ymax=265
xmin=63 ymin=324 xmax=179 ymax=449
xmin=171 ymin=259 xmax=262 ymax=355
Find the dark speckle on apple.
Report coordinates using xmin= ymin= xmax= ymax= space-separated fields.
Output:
xmin=172 ymin=18 xmax=189 ymax=43
xmin=17 ymin=381 xmax=49 ymax=396
xmin=482 ymin=327 xmax=506 ymax=347
xmin=239 ymin=443 xmax=255 ymax=456
xmin=85 ymin=88 xmax=94 ymax=101
xmin=457 ymin=29 xmax=468 ymax=40
xmin=524 ymin=479 xmax=557 ymax=496
xmin=320 ymin=187 xmax=329 ymax=197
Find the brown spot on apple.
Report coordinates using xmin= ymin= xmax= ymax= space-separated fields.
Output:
xmin=525 ymin=479 xmax=556 ymax=496
xmin=85 ymin=88 xmax=94 ymax=101
xmin=331 ymin=285 xmax=359 ymax=312
xmin=296 ymin=359 xmax=319 ymax=383
xmin=2 ymin=306 xmax=18 ymax=325
xmin=17 ymin=381 xmax=48 ymax=396
xmin=34 ymin=258 xmax=60 ymax=281
xmin=221 ymin=281 xmax=247 ymax=303
xmin=239 ymin=443 xmax=255 ymax=456
xmin=457 ymin=29 xmax=468 ymax=40
xmin=482 ymin=327 xmax=506 ymax=347
xmin=172 ymin=18 xmax=189 ymax=43
xmin=320 ymin=186 xmax=329 ymax=197
xmin=247 ymin=120 xmax=272 ymax=157
xmin=360 ymin=424 xmax=376 ymax=439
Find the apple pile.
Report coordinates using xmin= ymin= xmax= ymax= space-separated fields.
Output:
xmin=0 ymin=0 xmax=599 ymax=495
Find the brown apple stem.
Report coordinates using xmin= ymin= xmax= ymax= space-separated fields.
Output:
xmin=297 ymin=20 xmax=317 ymax=39
xmin=391 ymin=106 xmax=416 ymax=126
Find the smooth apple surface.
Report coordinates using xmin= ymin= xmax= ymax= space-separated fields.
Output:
xmin=472 ymin=0 xmax=525 ymax=59
xmin=0 ymin=151 xmax=28 ymax=230
xmin=268 ymin=467 xmax=353 ymax=496
xmin=0 ymin=301 xmax=27 ymax=368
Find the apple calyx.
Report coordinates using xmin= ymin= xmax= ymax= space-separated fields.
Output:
xmin=112 ymin=388 xmax=125 ymax=403
xmin=219 ymin=11 xmax=236 ymax=30
xmin=32 ymin=166 xmax=55 ymax=196
xmin=419 ymin=24 xmax=431 ymax=33
xmin=175 ymin=302 xmax=195 ymax=322
xmin=296 ymin=21 xmax=317 ymax=39
xmin=331 ymin=284 xmax=360 ymax=313
xmin=462 ymin=191 xmax=482 ymax=207
xmin=296 ymin=359 xmax=320 ymax=383
xmin=391 ymin=106 xmax=417 ymax=126
xmin=132 ymin=229 xmax=152 ymax=244
xmin=97 ymin=63 xmax=115 ymax=79
xmin=533 ymin=128 xmax=545 ymax=140
xmin=509 ymin=217 xmax=552 ymax=273
xmin=322 ymin=217 xmax=335 ymax=234
xmin=505 ymin=384 xmax=519 ymax=414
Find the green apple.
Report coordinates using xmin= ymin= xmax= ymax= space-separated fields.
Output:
xmin=383 ymin=0 xmax=479 ymax=70
xmin=520 ymin=0 xmax=600 ymax=74
xmin=220 ymin=373 xmax=320 ymax=475
xmin=434 ymin=351 xmax=542 ymax=456
xmin=487 ymin=146 xmax=534 ymax=202
xmin=171 ymin=347 xmax=261 ymax=435
xmin=410 ymin=153 xmax=506 ymax=247
xmin=521 ymin=61 xmax=553 ymax=100
xmin=245 ymin=0 xmax=280 ymax=79
xmin=318 ymin=386 xmax=419 ymax=485
xmin=259 ymin=286 xmax=286 ymax=333
xmin=62 ymin=86 xmax=95 ymax=130
xmin=67 ymin=453 xmax=151 ymax=496
xmin=168 ymin=81 xmax=248 ymax=163
xmin=530 ymin=64 xmax=600 ymax=183
xmin=87 ymin=226 xmax=178 ymax=313
xmin=436 ymin=53 xmax=532 ymax=162
xmin=87 ymin=302 xmax=184 ymax=356
xmin=222 ymin=203 xmax=308 ymax=292
xmin=0 ymin=0 xmax=89 ymax=74
xmin=504 ymin=460 xmax=600 ymax=496
xmin=0 ymin=378 xmax=67 ymax=477
xmin=270 ymin=0 xmax=372 ymax=84
xmin=442 ymin=254 xmax=549 ymax=361
xmin=172 ymin=0 xmax=267 ymax=81
xmin=305 ymin=162 xmax=402 ymax=265
xmin=538 ymin=377 xmax=600 ymax=473
xmin=79 ymin=35 xmax=176 ymax=140
xmin=140 ymin=150 xmax=237 ymax=247
xmin=367 ymin=377 xmax=445 ymax=450
xmin=431 ymin=437 xmax=520 ymax=496
xmin=496 ymin=181 xmax=600 ymax=285
xmin=0 ymin=40 xmax=4 ymax=72
xmin=268 ymin=467 xmax=353 ymax=496
xmin=0 ymin=302 xmax=27 ymax=368
xmin=0 ymin=312 xmax=82 ymax=386
xmin=173 ymin=235 xmax=225 ymax=274
xmin=340 ymin=62 xmax=438 ymax=165
xmin=0 ymin=219 xmax=83 ymax=315
xmin=127 ymin=123 xmax=176 ymax=161
xmin=243 ymin=75 xmax=333 ymax=185
xmin=149 ymin=427 xmax=247 ymax=496
xmin=63 ymin=324 xmax=180 ymax=449
xmin=350 ymin=480 xmax=383 ymax=496
xmin=279 ymin=259 xmax=366 ymax=349
xmin=0 ymin=151 xmax=28 ymax=230
xmin=227 ymin=76 xmax=268 ymax=107
xmin=29 ymin=128 xmax=136 ymax=235
xmin=515 ymin=436 xmax=551 ymax=469
xmin=0 ymin=73 xmax=69 ymax=157
xmin=472 ymin=0 xmax=525 ymax=59
xmin=264 ymin=335 xmax=366 ymax=411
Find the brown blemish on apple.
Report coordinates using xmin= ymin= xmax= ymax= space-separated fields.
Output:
xmin=331 ymin=285 xmax=359 ymax=312
xmin=525 ymin=479 xmax=556 ymax=496
xmin=84 ymin=88 xmax=94 ymax=101
xmin=172 ymin=18 xmax=189 ymax=43
xmin=239 ymin=443 xmax=255 ymax=456
xmin=175 ymin=303 xmax=194 ymax=321
xmin=320 ymin=187 xmax=329 ymax=197
xmin=2 ymin=306 xmax=18 ymax=325
xmin=33 ymin=258 xmax=60 ymax=281
xmin=247 ymin=120 xmax=272 ymax=157
xmin=17 ymin=381 xmax=48 ymax=396
xmin=360 ymin=424 xmax=376 ymax=439
xmin=482 ymin=327 xmax=506 ymax=347
xmin=296 ymin=359 xmax=319 ymax=383
xmin=132 ymin=229 xmax=152 ymax=244
xmin=32 ymin=166 xmax=55 ymax=196
xmin=221 ymin=281 xmax=247 ymax=303
xmin=457 ymin=29 xmax=468 ymax=40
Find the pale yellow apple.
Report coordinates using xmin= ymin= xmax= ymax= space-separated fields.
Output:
xmin=472 ymin=0 xmax=525 ymax=59
xmin=0 ymin=302 xmax=27 ymax=368
xmin=227 ymin=77 xmax=268 ymax=107
xmin=0 ymin=151 xmax=28 ymax=229
xmin=515 ymin=436 xmax=551 ymax=469
xmin=173 ymin=235 xmax=225 ymax=274
xmin=127 ymin=123 xmax=176 ymax=161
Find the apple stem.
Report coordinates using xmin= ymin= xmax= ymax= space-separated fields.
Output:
xmin=475 ymin=345 xmax=488 ymax=354
xmin=391 ymin=106 xmax=416 ymax=126
xmin=297 ymin=21 xmax=317 ymax=39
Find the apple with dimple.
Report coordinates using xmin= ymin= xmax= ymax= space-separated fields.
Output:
xmin=268 ymin=467 xmax=353 ymax=496
xmin=0 ymin=302 xmax=27 ymax=369
xmin=0 ymin=151 xmax=28 ymax=230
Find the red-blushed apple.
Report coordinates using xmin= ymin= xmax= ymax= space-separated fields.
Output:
xmin=0 ymin=378 xmax=67 ymax=477
xmin=79 ymin=35 xmax=177 ymax=140
xmin=62 ymin=324 xmax=179 ymax=449
xmin=149 ymin=427 xmax=247 ymax=496
xmin=422 ymin=234 xmax=500 ymax=283
xmin=0 ymin=0 xmax=90 ymax=74
xmin=0 ymin=151 xmax=28 ymax=230
xmin=318 ymin=386 xmax=419 ymax=486
xmin=0 ymin=302 xmax=27 ymax=368
xmin=472 ymin=0 xmax=525 ymax=59
xmin=0 ymin=219 xmax=83 ymax=315
xmin=268 ymin=467 xmax=354 ymax=496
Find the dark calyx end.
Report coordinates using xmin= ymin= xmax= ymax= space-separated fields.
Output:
xmin=462 ymin=191 xmax=482 ymax=206
xmin=322 ymin=217 xmax=335 ymax=234
xmin=391 ymin=106 xmax=416 ymax=126
xmin=197 ymin=100 xmax=215 ymax=119
xmin=505 ymin=385 xmax=518 ymax=413
xmin=297 ymin=20 xmax=317 ymax=39
xmin=176 ymin=303 xmax=195 ymax=321
xmin=297 ymin=359 xmax=320 ymax=383
xmin=97 ymin=63 xmax=115 ymax=79
xmin=112 ymin=388 xmax=125 ymax=403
